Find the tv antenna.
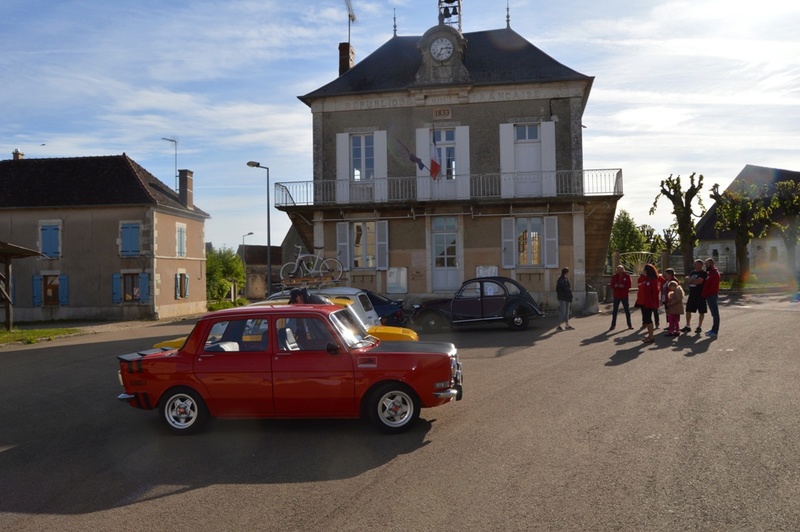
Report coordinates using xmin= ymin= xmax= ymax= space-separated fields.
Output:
xmin=345 ymin=0 xmax=356 ymax=42
xmin=161 ymin=136 xmax=178 ymax=191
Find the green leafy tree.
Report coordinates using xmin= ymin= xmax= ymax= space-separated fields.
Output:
xmin=768 ymin=180 xmax=800 ymax=288
xmin=709 ymin=182 xmax=771 ymax=288
xmin=610 ymin=210 xmax=646 ymax=254
xmin=650 ymin=173 xmax=706 ymax=275
xmin=206 ymin=246 xmax=245 ymax=301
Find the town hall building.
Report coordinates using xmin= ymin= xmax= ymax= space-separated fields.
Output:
xmin=274 ymin=1 xmax=623 ymax=308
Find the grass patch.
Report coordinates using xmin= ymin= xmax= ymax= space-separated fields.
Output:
xmin=0 ymin=327 xmax=81 ymax=345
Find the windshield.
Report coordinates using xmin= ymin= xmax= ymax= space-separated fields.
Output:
xmin=330 ymin=308 xmax=374 ymax=348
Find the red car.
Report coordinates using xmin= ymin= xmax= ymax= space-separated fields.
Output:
xmin=117 ymin=304 xmax=463 ymax=434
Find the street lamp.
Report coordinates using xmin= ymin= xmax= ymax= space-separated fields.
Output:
xmin=241 ymin=232 xmax=253 ymax=300
xmin=247 ymin=161 xmax=272 ymax=296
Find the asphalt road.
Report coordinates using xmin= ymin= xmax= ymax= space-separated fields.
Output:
xmin=1 ymin=293 xmax=799 ymax=531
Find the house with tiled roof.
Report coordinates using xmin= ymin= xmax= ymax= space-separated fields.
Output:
xmin=695 ymin=164 xmax=800 ymax=279
xmin=0 ymin=151 xmax=209 ymax=321
xmin=273 ymin=2 xmax=623 ymax=309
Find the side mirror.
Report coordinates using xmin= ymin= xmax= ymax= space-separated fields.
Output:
xmin=326 ymin=342 xmax=340 ymax=355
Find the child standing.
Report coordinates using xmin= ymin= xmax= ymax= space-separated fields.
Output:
xmin=666 ymin=280 xmax=685 ymax=336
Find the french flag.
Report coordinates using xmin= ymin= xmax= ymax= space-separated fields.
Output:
xmin=430 ymin=135 xmax=441 ymax=179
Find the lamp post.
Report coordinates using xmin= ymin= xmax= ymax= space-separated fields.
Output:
xmin=241 ymin=231 xmax=253 ymax=299
xmin=246 ymin=161 xmax=272 ymax=296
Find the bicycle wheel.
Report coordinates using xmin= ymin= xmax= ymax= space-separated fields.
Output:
xmin=321 ymin=258 xmax=343 ymax=281
xmin=280 ymin=261 xmax=298 ymax=280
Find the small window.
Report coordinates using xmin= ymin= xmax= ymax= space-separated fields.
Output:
xmin=123 ymin=273 xmax=140 ymax=301
xmin=458 ymin=282 xmax=481 ymax=299
xmin=175 ymin=273 xmax=189 ymax=299
xmin=43 ymin=275 xmax=60 ymax=306
xmin=351 ymin=133 xmax=374 ymax=181
xmin=353 ymin=221 xmax=376 ymax=268
xmin=202 ymin=319 xmax=269 ymax=353
xmin=514 ymin=124 xmax=540 ymax=141
xmin=433 ymin=129 xmax=456 ymax=179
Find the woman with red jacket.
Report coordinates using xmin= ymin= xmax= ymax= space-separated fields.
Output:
xmin=638 ymin=263 xmax=662 ymax=343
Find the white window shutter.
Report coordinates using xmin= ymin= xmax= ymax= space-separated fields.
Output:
xmin=501 ymin=217 xmax=516 ymax=269
xmin=376 ymin=220 xmax=388 ymax=271
xmin=336 ymin=133 xmax=350 ymax=203
xmin=455 ymin=126 xmax=470 ymax=199
xmin=544 ymin=216 xmax=559 ymax=268
xmin=374 ymin=131 xmax=387 ymax=178
xmin=336 ymin=222 xmax=351 ymax=271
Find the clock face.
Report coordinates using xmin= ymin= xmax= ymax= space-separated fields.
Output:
xmin=430 ymin=37 xmax=454 ymax=61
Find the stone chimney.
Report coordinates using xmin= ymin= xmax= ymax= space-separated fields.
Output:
xmin=338 ymin=42 xmax=355 ymax=76
xmin=12 ymin=149 xmax=24 ymax=160
xmin=178 ymin=169 xmax=193 ymax=210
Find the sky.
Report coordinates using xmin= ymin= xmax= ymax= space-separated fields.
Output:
xmin=2 ymin=0 xmax=799 ymax=250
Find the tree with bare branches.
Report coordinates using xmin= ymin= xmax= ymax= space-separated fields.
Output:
xmin=650 ymin=173 xmax=706 ymax=275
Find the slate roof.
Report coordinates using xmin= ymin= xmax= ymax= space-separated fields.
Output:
xmin=299 ymin=26 xmax=592 ymax=104
xmin=0 ymin=154 xmax=209 ymax=217
xmin=696 ymin=164 xmax=800 ymax=240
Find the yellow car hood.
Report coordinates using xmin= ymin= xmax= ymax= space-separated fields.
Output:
xmin=367 ymin=325 xmax=418 ymax=342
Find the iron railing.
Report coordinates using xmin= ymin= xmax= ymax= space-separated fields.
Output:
xmin=274 ymin=169 xmax=623 ymax=207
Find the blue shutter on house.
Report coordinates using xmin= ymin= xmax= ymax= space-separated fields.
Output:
xmin=175 ymin=274 xmax=180 ymax=299
xmin=41 ymin=225 xmax=60 ymax=258
xmin=185 ymin=275 xmax=189 ymax=298
xmin=32 ymin=275 xmax=42 ymax=306
xmin=139 ymin=273 xmax=149 ymax=303
xmin=59 ymin=275 xmax=69 ymax=306
xmin=112 ymin=273 xmax=122 ymax=303
xmin=121 ymin=224 xmax=140 ymax=256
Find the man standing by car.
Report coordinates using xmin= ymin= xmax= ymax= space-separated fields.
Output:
xmin=608 ymin=265 xmax=633 ymax=330
xmin=703 ymin=258 xmax=721 ymax=338
xmin=681 ymin=260 xmax=707 ymax=334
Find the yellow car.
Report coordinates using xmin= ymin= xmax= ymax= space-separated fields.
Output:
xmin=153 ymin=297 xmax=417 ymax=349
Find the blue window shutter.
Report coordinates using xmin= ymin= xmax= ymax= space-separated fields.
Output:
xmin=59 ymin=275 xmax=69 ymax=306
xmin=139 ymin=273 xmax=149 ymax=303
xmin=185 ymin=275 xmax=189 ymax=298
xmin=121 ymin=224 xmax=140 ymax=256
xmin=175 ymin=274 xmax=180 ymax=299
xmin=33 ymin=275 xmax=42 ymax=306
xmin=41 ymin=225 xmax=60 ymax=258
xmin=112 ymin=273 xmax=122 ymax=303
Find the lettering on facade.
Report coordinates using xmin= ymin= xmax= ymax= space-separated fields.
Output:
xmin=432 ymin=107 xmax=451 ymax=120
xmin=343 ymin=97 xmax=414 ymax=111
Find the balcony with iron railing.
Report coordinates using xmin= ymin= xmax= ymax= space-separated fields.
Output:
xmin=274 ymin=169 xmax=623 ymax=208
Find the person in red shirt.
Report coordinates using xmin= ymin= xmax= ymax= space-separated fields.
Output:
xmin=608 ymin=265 xmax=633 ymax=330
xmin=639 ymin=263 xmax=661 ymax=343
xmin=702 ymin=258 xmax=721 ymax=337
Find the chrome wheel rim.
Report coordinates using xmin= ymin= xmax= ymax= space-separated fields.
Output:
xmin=377 ymin=390 xmax=414 ymax=428
xmin=164 ymin=393 xmax=198 ymax=430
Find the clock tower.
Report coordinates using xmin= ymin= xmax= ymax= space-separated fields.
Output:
xmin=414 ymin=22 xmax=469 ymax=85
